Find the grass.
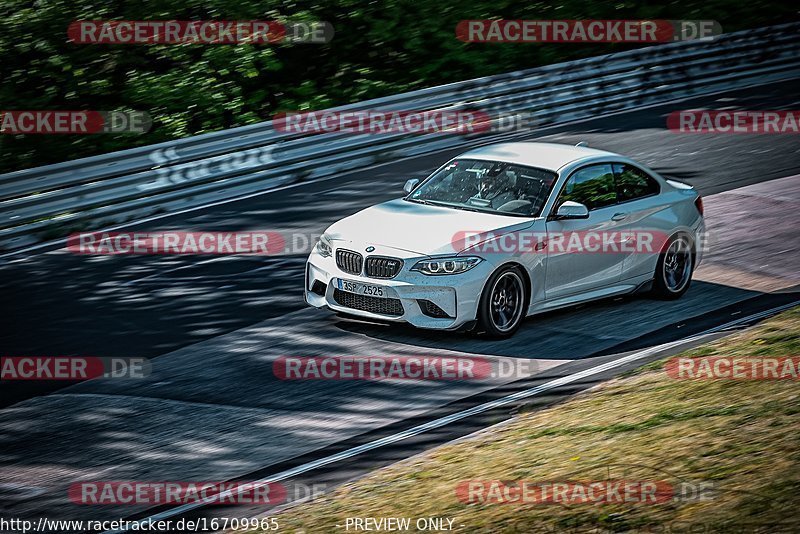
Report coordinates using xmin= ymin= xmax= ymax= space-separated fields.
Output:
xmin=250 ymin=307 xmax=800 ymax=533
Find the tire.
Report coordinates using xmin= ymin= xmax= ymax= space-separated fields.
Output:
xmin=477 ymin=266 xmax=527 ymax=338
xmin=651 ymin=233 xmax=694 ymax=299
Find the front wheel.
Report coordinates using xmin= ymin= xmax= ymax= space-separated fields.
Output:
xmin=651 ymin=234 xmax=694 ymax=299
xmin=477 ymin=266 xmax=527 ymax=338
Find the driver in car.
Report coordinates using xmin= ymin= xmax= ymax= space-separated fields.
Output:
xmin=475 ymin=169 xmax=518 ymax=209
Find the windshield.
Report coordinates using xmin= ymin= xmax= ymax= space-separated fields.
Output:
xmin=405 ymin=159 xmax=558 ymax=217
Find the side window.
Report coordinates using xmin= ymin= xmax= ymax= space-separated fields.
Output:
xmin=558 ymin=164 xmax=616 ymax=210
xmin=614 ymin=164 xmax=660 ymax=202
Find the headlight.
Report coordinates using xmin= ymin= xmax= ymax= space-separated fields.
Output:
xmin=411 ymin=256 xmax=482 ymax=275
xmin=315 ymin=234 xmax=333 ymax=257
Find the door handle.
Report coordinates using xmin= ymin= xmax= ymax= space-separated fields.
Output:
xmin=611 ymin=212 xmax=628 ymax=221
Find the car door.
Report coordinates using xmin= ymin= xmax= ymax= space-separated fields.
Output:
xmin=544 ymin=163 xmax=627 ymax=300
xmin=612 ymin=163 xmax=664 ymax=280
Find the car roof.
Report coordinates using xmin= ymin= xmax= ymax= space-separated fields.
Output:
xmin=457 ymin=142 xmax=620 ymax=172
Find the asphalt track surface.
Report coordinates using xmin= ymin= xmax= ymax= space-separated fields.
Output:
xmin=0 ymin=78 xmax=799 ymax=529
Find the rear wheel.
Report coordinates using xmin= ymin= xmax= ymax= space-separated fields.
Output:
xmin=477 ymin=266 xmax=527 ymax=338
xmin=651 ymin=234 xmax=694 ymax=299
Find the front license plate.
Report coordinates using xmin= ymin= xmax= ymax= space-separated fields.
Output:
xmin=337 ymin=279 xmax=388 ymax=298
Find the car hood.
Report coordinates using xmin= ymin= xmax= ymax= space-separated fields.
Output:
xmin=324 ymin=198 xmax=535 ymax=257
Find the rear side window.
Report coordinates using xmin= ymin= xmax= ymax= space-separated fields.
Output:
xmin=558 ymin=164 xmax=616 ymax=210
xmin=614 ymin=163 xmax=660 ymax=202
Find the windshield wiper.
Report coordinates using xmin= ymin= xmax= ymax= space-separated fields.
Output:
xmin=413 ymin=199 xmax=479 ymax=212
xmin=437 ymin=202 xmax=534 ymax=217
xmin=445 ymin=204 xmax=482 ymax=213
xmin=426 ymin=201 xmax=498 ymax=214
xmin=406 ymin=198 xmax=531 ymax=217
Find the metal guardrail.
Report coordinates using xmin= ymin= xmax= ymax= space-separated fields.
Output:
xmin=2 ymin=22 xmax=799 ymax=251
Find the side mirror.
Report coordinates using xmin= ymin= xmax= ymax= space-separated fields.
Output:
xmin=403 ymin=178 xmax=420 ymax=194
xmin=553 ymin=200 xmax=589 ymax=220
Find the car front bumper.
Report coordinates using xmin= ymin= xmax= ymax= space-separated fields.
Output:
xmin=304 ymin=248 xmax=495 ymax=330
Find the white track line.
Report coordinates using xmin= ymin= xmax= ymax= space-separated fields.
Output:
xmin=105 ymin=299 xmax=800 ymax=533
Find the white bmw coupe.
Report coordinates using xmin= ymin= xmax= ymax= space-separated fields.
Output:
xmin=305 ymin=142 xmax=705 ymax=337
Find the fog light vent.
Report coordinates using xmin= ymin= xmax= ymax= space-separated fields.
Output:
xmin=418 ymin=299 xmax=452 ymax=318
xmin=311 ymin=280 xmax=327 ymax=296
